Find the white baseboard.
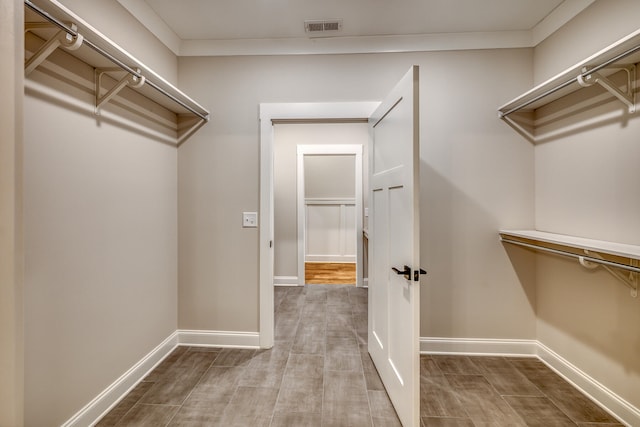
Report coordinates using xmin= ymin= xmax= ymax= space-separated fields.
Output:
xmin=420 ymin=337 xmax=538 ymax=356
xmin=537 ymin=342 xmax=638 ymax=427
xmin=62 ymin=331 xmax=179 ymax=427
xmin=63 ymin=329 xmax=260 ymax=426
xmin=62 ymin=331 xmax=638 ymax=427
xmin=420 ymin=337 xmax=638 ymax=427
xmin=273 ymin=276 xmax=299 ymax=286
xmin=305 ymin=255 xmax=356 ymax=263
xmin=178 ymin=329 xmax=260 ymax=348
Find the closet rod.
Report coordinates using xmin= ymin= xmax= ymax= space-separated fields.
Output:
xmin=24 ymin=0 xmax=209 ymax=122
xmin=501 ymin=42 xmax=640 ymax=118
xmin=501 ymin=237 xmax=640 ymax=274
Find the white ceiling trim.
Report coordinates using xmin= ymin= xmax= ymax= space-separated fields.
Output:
xmin=532 ymin=0 xmax=596 ymax=45
xmin=179 ymin=31 xmax=534 ymax=57
xmin=117 ymin=0 xmax=181 ymax=54
xmin=118 ymin=0 xmax=594 ymax=57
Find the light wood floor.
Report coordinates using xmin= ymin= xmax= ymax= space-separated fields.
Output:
xmin=305 ymin=262 xmax=356 ymax=285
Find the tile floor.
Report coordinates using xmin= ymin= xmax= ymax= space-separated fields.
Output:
xmin=97 ymin=285 xmax=624 ymax=427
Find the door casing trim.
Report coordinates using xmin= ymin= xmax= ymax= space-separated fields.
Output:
xmin=259 ymin=102 xmax=379 ymax=348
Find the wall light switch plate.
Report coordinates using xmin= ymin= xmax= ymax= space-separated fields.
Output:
xmin=242 ymin=212 xmax=258 ymax=228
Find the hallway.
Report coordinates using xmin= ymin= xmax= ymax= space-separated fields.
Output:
xmin=97 ymin=286 xmax=622 ymax=426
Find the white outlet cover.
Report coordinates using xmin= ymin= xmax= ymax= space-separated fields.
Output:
xmin=243 ymin=212 xmax=258 ymax=228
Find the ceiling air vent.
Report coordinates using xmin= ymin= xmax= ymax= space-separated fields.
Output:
xmin=304 ymin=19 xmax=343 ymax=37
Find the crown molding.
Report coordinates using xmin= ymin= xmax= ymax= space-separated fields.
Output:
xmin=532 ymin=0 xmax=597 ymax=45
xmin=118 ymin=0 xmax=595 ymax=57
xmin=117 ymin=0 xmax=181 ymax=55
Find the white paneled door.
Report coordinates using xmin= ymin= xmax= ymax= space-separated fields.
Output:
xmin=368 ymin=66 xmax=421 ymax=427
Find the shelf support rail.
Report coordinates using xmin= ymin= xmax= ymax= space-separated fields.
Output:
xmin=24 ymin=0 xmax=210 ymax=122
xmin=24 ymin=23 xmax=83 ymax=76
xmin=95 ymin=68 xmax=146 ymax=115
xmin=500 ymin=236 xmax=639 ymax=298
xmin=499 ymin=42 xmax=640 ymax=118
xmin=577 ymin=65 xmax=636 ymax=113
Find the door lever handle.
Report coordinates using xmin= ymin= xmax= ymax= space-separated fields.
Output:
xmin=392 ymin=265 xmax=412 ymax=281
xmin=392 ymin=265 xmax=427 ymax=281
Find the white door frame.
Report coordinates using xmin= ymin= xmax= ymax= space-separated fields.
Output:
xmin=259 ymin=102 xmax=379 ymax=348
xmin=297 ymin=144 xmax=363 ymax=287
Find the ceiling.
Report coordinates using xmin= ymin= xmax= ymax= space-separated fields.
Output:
xmin=117 ymin=0 xmax=596 ymax=56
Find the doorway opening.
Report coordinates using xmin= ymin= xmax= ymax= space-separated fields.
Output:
xmin=259 ymin=103 xmax=379 ymax=348
xmin=296 ymin=144 xmax=363 ymax=287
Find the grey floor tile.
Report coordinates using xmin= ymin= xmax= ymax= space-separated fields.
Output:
xmin=325 ymin=327 xmax=356 ymax=339
xmin=95 ymin=381 xmax=154 ymax=426
xmin=361 ymin=351 xmax=385 ymax=391
xmin=468 ymin=356 xmax=519 ymax=374
xmin=292 ymin=334 xmax=325 ymax=354
xmin=271 ymin=412 xmax=322 ymax=427
xmin=325 ymin=351 xmax=363 ymax=372
xmin=225 ymin=386 xmax=280 ymax=417
xmin=323 ymin=370 xmax=370 ymax=418
xmin=504 ymin=395 xmax=577 ymax=426
xmin=326 ymin=336 xmax=360 ymax=355
xmin=420 ymin=356 xmax=444 ymax=377
xmin=211 ymin=348 xmax=256 ymax=367
xmin=186 ymin=346 xmax=221 ymax=354
xmin=368 ymin=390 xmax=399 ymax=420
xmin=98 ymin=286 xmax=624 ymax=427
xmin=483 ymin=371 xmax=543 ymax=396
xmin=140 ymin=351 xmax=215 ymax=405
xmin=576 ymin=423 xmax=625 ymax=426
xmin=544 ymin=389 xmax=619 ymax=424
xmin=445 ymin=374 xmax=526 ymax=425
xmin=275 ymin=376 xmax=323 ymax=414
xmin=275 ymin=320 xmax=299 ymax=340
xmin=519 ymin=370 xmax=619 ymax=424
xmin=372 ymin=416 xmax=402 ymax=427
xmin=323 ymin=413 xmax=373 ymax=427
xmin=167 ymin=406 xmax=223 ymax=426
xmin=143 ymin=346 xmax=189 ymax=382
xmin=420 ymin=375 xmax=468 ymax=418
xmin=326 ymin=313 xmax=354 ymax=331
xmin=284 ymin=353 xmax=324 ymax=379
xmin=469 ymin=356 xmax=542 ymax=396
xmin=238 ymin=364 xmax=286 ymax=388
xmin=421 ymin=417 xmax=475 ymax=427
xmin=114 ymin=403 xmax=179 ymax=426
xmin=296 ymin=323 xmax=326 ymax=340
xmin=250 ymin=347 xmax=291 ymax=368
xmin=180 ymin=384 xmax=233 ymax=414
xmin=217 ymin=412 xmax=272 ymax=427
xmin=195 ymin=365 xmax=243 ymax=390
xmin=431 ymin=355 xmax=481 ymax=375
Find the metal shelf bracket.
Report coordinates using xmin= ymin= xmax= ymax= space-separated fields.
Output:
xmin=95 ymin=68 xmax=146 ymax=115
xmin=500 ymin=234 xmax=640 ymax=298
xmin=24 ymin=22 xmax=83 ymax=76
xmin=577 ymin=65 xmax=636 ymax=113
xmin=584 ymin=250 xmax=638 ymax=298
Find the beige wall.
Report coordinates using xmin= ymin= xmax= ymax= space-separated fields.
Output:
xmin=305 ymin=155 xmax=356 ymax=199
xmin=533 ymin=0 xmax=640 ymax=85
xmin=22 ymin=1 xmax=179 ymax=425
xmin=532 ymin=0 xmax=640 ymax=410
xmin=273 ymin=123 xmax=368 ymax=279
xmin=177 ymin=49 xmax=536 ymax=338
xmin=0 ymin=0 xmax=24 ymax=425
